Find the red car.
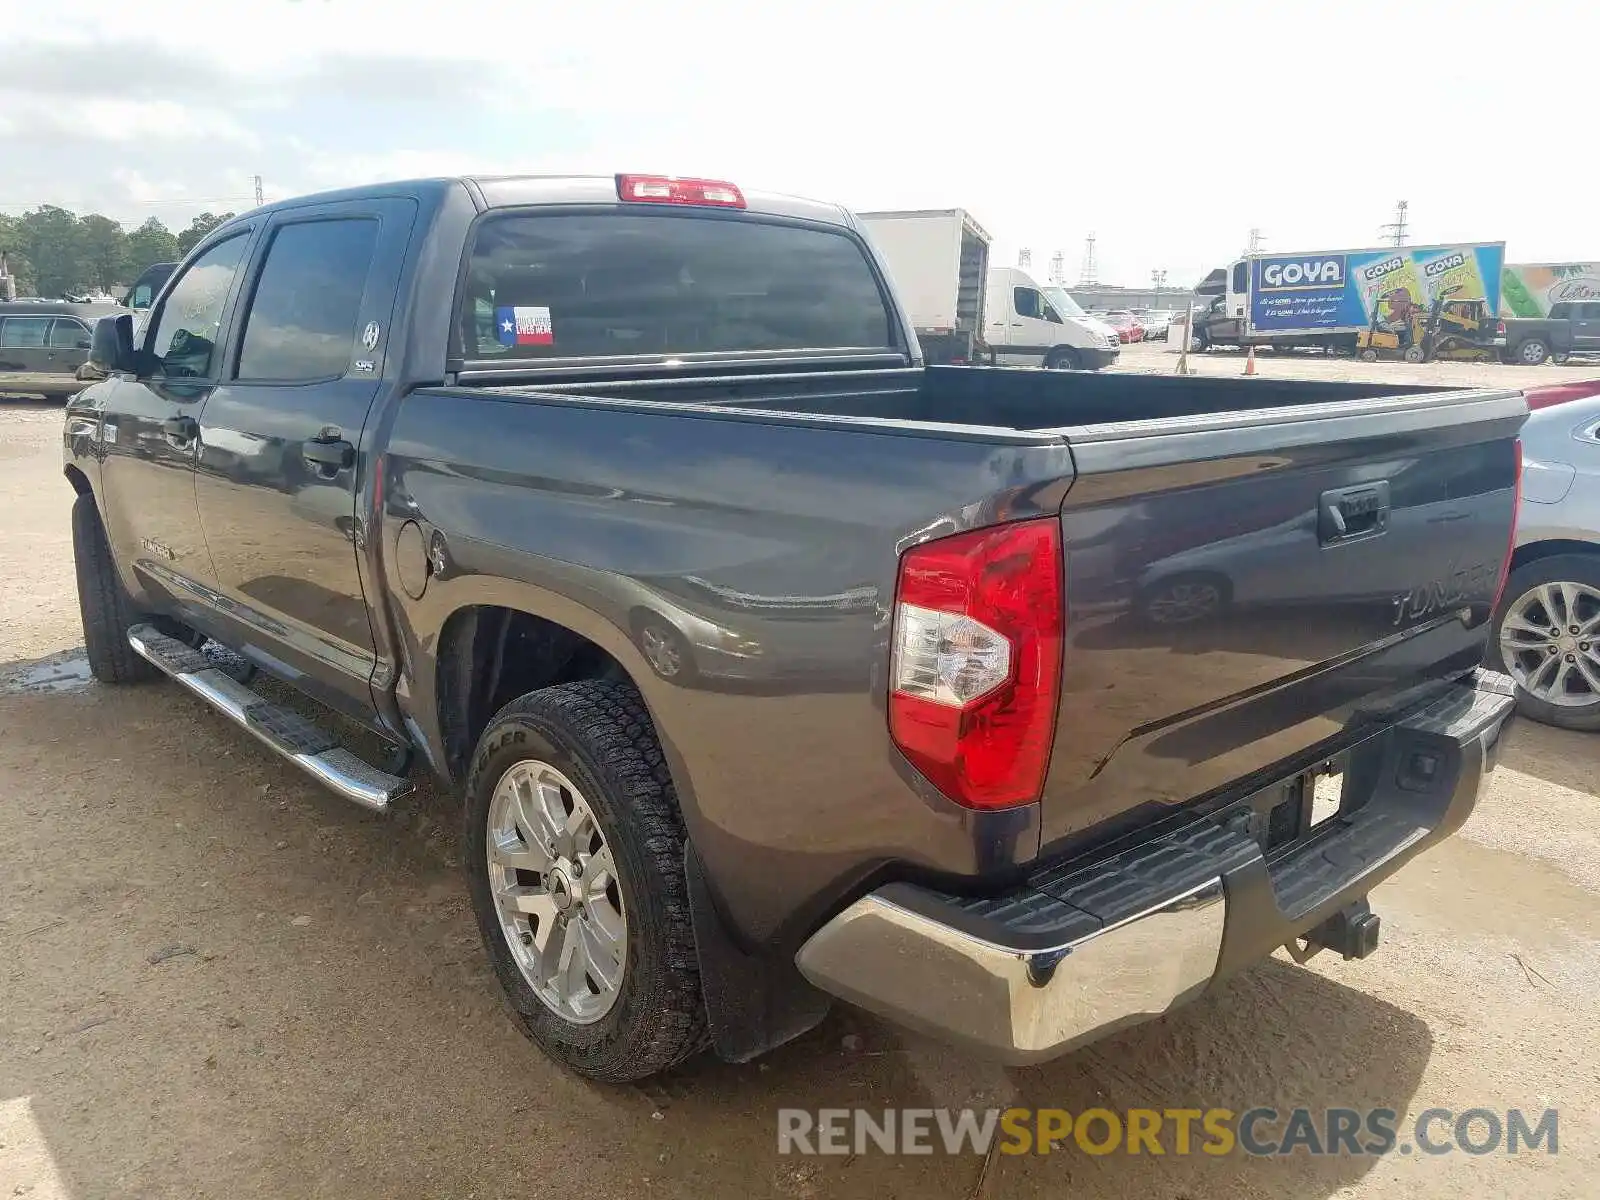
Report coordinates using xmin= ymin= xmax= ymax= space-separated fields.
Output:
xmin=1100 ymin=310 xmax=1145 ymax=343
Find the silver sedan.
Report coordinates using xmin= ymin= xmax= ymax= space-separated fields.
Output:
xmin=1493 ymin=381 xmax=1600 ymax=729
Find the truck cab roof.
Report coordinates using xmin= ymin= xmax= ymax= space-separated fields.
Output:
xmin=218 ymin=175 xmax=857 ymax=232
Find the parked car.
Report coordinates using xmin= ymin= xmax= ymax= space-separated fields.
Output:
xmin=0 ymin=300 xmax=126 ymax=400
xmin=1138 ymin=309 xmax=1177 ymax=340
xmin=1100 ymin=309 xmax=1145 ymax=342
xmin=70 ymin=171 xmax=1520 ymax=1084
xmin=1491 ymin=379 xmax=1600 ymax=728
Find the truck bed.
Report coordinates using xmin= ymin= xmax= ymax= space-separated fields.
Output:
xmin=408 ymin=364 xmax=1521 ymax=935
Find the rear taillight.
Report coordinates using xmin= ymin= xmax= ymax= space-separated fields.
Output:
xmin=1524 ymin=380 xmax=1600 ymax=410
xmin=1491 ymin=439 xmax=1523 ymax=614
xmin=615 ymin=174 xmax=746 ymax=208
xmin=1497 ymin=320 xmax=1506 ymax=335
xmin=888 ymin=518 xmax=1063 ymax=810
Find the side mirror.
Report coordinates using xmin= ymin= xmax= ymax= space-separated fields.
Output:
xmin=89 ymin=314 xmax=136 ymax=375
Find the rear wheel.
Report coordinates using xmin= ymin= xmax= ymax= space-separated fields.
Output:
xmin=1515 ymin=337 xmax=1551 ymax=365
xmin=71 ymin=493 xmax=158 ymax=684
xmin=1492 ymin=555 xmax=1600 ymax=731
xmin=1403 ymin=345 xmax=1426 ymax=363
xmin=463 ymin=681 xmax=708 ymax=1081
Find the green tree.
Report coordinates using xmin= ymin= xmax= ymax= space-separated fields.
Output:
xmin=176 ymin=211 xmax=234 ymax=256
xmin=79 ymin=213 xmax=129 ymax=290
xmin=124 ymin=217 xmax=179 ymax=279
xmin=17 ymin=206 xmax=87 ymax=297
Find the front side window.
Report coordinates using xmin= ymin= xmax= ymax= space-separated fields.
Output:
xmin=48 ymin=319 xmax=90 ymax=349
xmin=237 ymin=218 xmax=378 ymax=382
xmin=1013 ymin=287 xmax=1043 ymax=319
xmin=0 ymin=317 xmax=51 ymax=348
xmin=147 ymin=234 xmax=251 ymax=379
xmin=459 ymin=212 xmax=892 ymax=360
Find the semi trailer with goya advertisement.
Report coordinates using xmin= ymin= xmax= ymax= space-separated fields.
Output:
xmin=1192 ymin=242 xmax=1506 ymax=354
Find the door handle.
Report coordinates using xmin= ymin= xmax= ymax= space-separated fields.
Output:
xmin=161 ymin=415 xmax=199 ymax=440
xmin=302 ymin=438 xmax=355 ymax=471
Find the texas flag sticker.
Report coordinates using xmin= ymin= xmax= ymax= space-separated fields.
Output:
xmin=495 ymin=305 xmax=554 ymax=346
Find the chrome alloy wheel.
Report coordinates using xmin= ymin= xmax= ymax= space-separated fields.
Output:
xmin=1500 ymin=581 xmax=1600 ymax=707
xmin=485 ymin=760 xmax=627 ymax=1023
xmin=1146 ymin=581 xmax=1222 ymax=624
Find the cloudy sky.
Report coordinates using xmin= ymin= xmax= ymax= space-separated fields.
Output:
xmin=2 ymin=0 xmax=1591 ymax=288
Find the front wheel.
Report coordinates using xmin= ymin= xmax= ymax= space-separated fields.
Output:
xmin=463 ymin=681 xmax=708 ymax=1081
xmin=1492 ymin=555 xmax=1600 ymax=731
xmin=1044 ymin=346 xmax=1081 ymax=370
xmin=71 ymin=493 xmax=158 ymax=684
xmin=1553 ymin=353 xmax=1572 ymax=365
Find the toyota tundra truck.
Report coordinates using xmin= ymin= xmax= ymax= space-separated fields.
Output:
xmin=65 ymin=173 xmax=1524 ymax=1082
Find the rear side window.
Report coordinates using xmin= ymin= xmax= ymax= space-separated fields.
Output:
xmin=0 ymin=317 xmax=51 ymax=348
xmin=1551 ymin=302 xmax=1573 ymax=319
xmin=237 ymin=219 xmax=378 ymax=382
xmin=459 ymin=212 xmax=892 ymax=360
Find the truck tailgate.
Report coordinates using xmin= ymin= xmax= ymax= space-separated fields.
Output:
xmin=1039 ymin=387 xmax=1525 ymax=852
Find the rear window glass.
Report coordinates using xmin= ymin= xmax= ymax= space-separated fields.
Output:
xmin=458 ymin=212 xmax=893 ymax=361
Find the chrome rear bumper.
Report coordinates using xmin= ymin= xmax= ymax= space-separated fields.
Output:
xmin=796 ymin=669 xmax=1515 ymax=1064
xmin=797 ymin=877 xmax=1224 ymax=1063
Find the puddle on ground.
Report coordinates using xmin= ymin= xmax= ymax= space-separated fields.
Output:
xmin=1 ymin=654 xmax=94 ymax=696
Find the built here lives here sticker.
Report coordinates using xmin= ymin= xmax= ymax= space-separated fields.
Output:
xmin=495 ymin=305 xmax=554 ymax=347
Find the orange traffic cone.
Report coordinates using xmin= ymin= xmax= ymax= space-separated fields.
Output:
xmin=1244 ymin=345 xmax=1258 ymax=376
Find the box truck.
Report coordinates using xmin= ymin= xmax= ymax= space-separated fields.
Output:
xmin=1193 ymin=242 xmax=1506 ymax=354
xmin=856 ymin=209 xmax=992 ymax=364
xmin=857 ymin=210 xmax=1119 ymax=369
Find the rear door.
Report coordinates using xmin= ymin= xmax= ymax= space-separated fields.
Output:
xmin=193 ymin=197 xmax=416 ymax=723
xmin=0 ymin=315 xmax=54 ymax=388
xmin=1573 ymin=302 xmax=1600 ymax=350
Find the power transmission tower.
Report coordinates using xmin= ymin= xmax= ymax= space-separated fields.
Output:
xmin=1049 ymin=250 xmax=1065 ymax=284
xmin=1018 ymin=247 xmax=1032 ymax=270
xmin=1077 ymin=233 xmax=1098 ymax=286
xmin=1380 ymin=200 xmax=1409 ymax=247
xmin=253 ymin=175 xmax=265 ymax=207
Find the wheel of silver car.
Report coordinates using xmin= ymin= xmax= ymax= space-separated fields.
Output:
xmin=485 ymin=759 xmax=627 ymax=1024
xmin=1493 ymin=555 xmax=1600 ymax=731
xmin=635 ymin=616 xmax=696 ymax=683
xmin=462 ymin=680 xmax=708 ymax=1081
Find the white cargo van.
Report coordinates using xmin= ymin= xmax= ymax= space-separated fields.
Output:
xmin=984 ymin=267 xmax=1121 ymax=370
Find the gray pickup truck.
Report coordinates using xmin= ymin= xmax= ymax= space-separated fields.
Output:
xmin=65 ymin=173 xmax=1524 ymax=1082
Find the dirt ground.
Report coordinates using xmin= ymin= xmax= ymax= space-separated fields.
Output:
xmin=1 ymin=358 xmax=1596 ymax=1198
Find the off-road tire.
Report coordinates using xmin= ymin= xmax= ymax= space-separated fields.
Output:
xmin=71 ymin=493 xmax=157 ymax=684
xmin=463 ymin=680 xmax=708 ymax=1081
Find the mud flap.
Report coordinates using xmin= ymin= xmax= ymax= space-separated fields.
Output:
xmin=684 ymin=841 xmax=833 ymax=1062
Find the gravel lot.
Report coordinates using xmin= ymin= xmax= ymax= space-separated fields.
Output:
xmin=2 ymin=354 xmax=1597 ymax=1198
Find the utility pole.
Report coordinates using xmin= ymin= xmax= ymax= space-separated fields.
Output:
xmin=253 ymin=174 xmax=265 ymax=208
xmin=1381 ymin=199 xmax=1409 ymax=247
xmin=1151 ymin=268 xmax=1168 ymax=301
xmin=1077 ymin=233 xmax=1098 ymax=287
